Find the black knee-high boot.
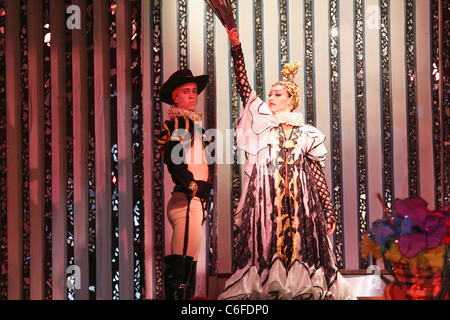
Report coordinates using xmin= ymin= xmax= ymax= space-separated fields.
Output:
xmin=186 ymin=261 xmax=197 ymax=299
xmin=164 ymin=255 xmax=194 ymax=300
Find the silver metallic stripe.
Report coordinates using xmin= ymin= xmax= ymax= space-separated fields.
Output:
xmin=431 ymin=0 xmax=442 ymax=208
xmin=151 ymin=0 xmax=164 ymax=300
xmin=304 ymin=0 xmax=314 ymax=125
xmin=178 ymin=0 xmax=188 ymax=69
xmin=380 ymin=0 xmax=393 ymax=210
xmin=279 ymin=0 xmax=288 ymax=69
xmin=443 ymin=0 xmax=450 ymax=205
xmin=355 ymin=0 xmax=368 ymax=269
xmin=329 ymin=0 xmax=344 ymax=269
xmin=20 ymin=0 xmax=31 ymax=299
xmin=406 ymin=0 xmax=419 ymax=197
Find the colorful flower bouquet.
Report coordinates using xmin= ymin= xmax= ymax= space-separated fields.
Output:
xmin=361 ymin=195 xmax=450 ymax=299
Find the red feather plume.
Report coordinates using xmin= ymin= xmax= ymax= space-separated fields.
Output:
xmin=205 ymin=0 xmax=236 ymax=29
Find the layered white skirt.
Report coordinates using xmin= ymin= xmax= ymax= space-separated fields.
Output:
xmin=218 ymin=254 xmax=356 ymax=300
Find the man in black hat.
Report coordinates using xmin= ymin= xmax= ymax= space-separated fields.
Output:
xmin=156 ymin=69 xmax=213 ymax=300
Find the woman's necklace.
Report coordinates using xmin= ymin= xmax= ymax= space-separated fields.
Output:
xmin=281 ymin=124 xmax=295 ymax=149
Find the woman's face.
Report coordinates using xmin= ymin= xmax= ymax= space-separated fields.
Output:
xmin=268 ymin=85 xmax=292 ymax=113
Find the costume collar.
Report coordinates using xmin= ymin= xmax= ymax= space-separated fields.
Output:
xmin=168 ymin=106 xmax=203 ymax=122
xmin=273 ymin=111 xmax=304 ymax=127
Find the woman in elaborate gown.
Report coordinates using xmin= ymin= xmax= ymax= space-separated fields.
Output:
xmin=218 ymin=28 xmax=355 ymax=300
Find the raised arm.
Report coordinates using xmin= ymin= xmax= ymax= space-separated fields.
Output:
xmin=227 ymin=28 xmax=252 ymax=107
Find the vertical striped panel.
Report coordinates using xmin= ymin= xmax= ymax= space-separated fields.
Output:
xmin=339 ymin=0 xmax=358 ymax=270
xmin=365 ymin=0 xmax=384 ymax=231
xmin=254 ymin=0 xmax=264 ymax=98
xmin=43 ymin=0 xmax=53 ymax=298
xmin=116 ymin=0 xmax=134 ymax=300
xmin=237 ymin=0 xmax=255 ymax=104
xmin=416 ymin=0 xmax=435 ymax=205
xmin=262 ymin=0 xmax=278 ymax=95
xmin=86 ymin=0 xmax=96 ymax=298
xmin=71 ymin=0 xmax=89 ymax=300
xmin=142 ymin=0 xmax=154 ymax=300
xmin=391 ymin=0 xmax=408 ymax=200
xmin=287 ymin=0 xmax=305 ymax=116
xmin=5 ymin=0 xmax=23 ymax=300
xmin=431 ymin=0 xmax=442 ymax=209
xmin=279 ymin=0 xmax=288 ymax=68
xmin=41 ymin=0 xmax=51 ymax=298
xmin=304 ymin=0 xmax=314 ymax=124
xmin=355 ymin=0 xmax=369 ymax=269
xmin=381 ymin=0 xmax=394 ymax=210
xmin=187 ymin=0 xmax=206 ymax=114
xmin=161 ymin=0 xmax=177 ymax=263
xmin=313 ymin=0 xmax=332 ymax=171
xmin=0 ymin=0 xmax=8 ymax=300
xmin=329 ymin=0 xmax=345 ymax=269
xmin=178 ymin=0 xmax=187 ymax=69
xmin=28 ymin=0 xmax=45 ymax=300
xmin=148 ymin=0 xmax=164 ymax=300
xmin=406 ymin=0 xmax=419 ymax=197
xmin=50 ymin=0 xmax=68 ymax=301
xmin=65 ymin=0 xmax=75 ymax=299
xmin=443 ymin=0 xmax=450 ymax=205
xmin=109 ymin=0 xmax=120 ymax=300
xmin=93 ymin=0 xmax=112 ymax=300
xmin=131 ymin=0 xmax=144 ymax=299
xmin=20 ymin=0 xmax=30 ymax=299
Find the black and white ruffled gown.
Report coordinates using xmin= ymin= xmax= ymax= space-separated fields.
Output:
xmin=217 ymin=90 xmax=355 ymax=300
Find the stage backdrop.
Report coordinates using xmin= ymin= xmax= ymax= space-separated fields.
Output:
xmin=0 ymin=0 xmax=448 ymax=300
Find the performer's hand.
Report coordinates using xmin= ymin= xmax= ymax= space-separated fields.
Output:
xmin=226 ymin=27 xmax=240 ymax=47
xmin=327 ymin=221 xmax=336 ymax=236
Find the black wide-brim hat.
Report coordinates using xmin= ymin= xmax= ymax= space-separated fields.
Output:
xmin=160 ymin=69 xmax=210 ymax=105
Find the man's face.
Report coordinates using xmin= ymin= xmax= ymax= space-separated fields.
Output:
xmin=173 ymin=83 xmax=198 ymax=110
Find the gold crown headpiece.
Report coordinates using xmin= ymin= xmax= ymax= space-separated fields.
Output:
xmin=275 ymin=61 xmax=301 ymax=111
xmin=281 ymin=61 xmax=301 ymax=82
